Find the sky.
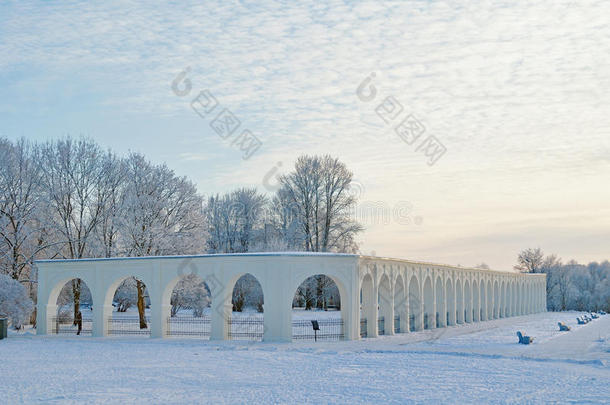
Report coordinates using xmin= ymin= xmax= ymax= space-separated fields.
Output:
xmin=1 ymin=0 xmax=609 ymax=271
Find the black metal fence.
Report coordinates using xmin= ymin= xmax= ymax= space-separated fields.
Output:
xmin=292 ymin=319 xmax=344 ymax=341
xmin=394 ymin=316 xmax=400 ymax=333
xmin=107 ymin=316 xmax=150 ymax=336
xmin=50 ymin=317 xmax=92 ymax=335
xmin=378 ymin=316 xmax=385 ymax=335
xmin=167 ymin=316 xmax=210 ymax=339
xmin=227 ymin=316 xmax=264 ymax=341
xmin=360 ymin=318 xmax=367 ymax=337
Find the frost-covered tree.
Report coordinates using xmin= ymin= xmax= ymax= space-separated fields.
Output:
xmin=277 ymin=155 xmax=362 ymax=253
xmin=119 ymin=153 xmax=205 ymax=327
xmin=205 ymin=188 xmax=267 ymax=253
xmin=38 ymin=138 xmax=119 ymax=323
xmin=232 ymin=274 xmax=264 ymax=312
xmin=517 ymin=249 xmax=610 ymax=312
xmin=292 ymin=275 xmax=341 ymax=310
xmin=170 ymin=275 xmax=211 ymax=317
xmin=121 ymin=153 xmax=206 ymax=257
xmin=113 ymin=276 xmax=150 ymax=322
xmin=0 ymin=138 xmax=48 ymax=282
xmin=514 ymin=247 xmax=545 ymax=273
xmin=0 ymin=273 xmax=34 ymax=329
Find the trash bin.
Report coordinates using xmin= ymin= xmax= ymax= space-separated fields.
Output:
xmin=0 ymin=318 xmax=7 ymax=339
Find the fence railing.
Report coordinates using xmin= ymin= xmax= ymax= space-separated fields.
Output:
xmin=378 ymin=316 xmax=385 ymax=335
xmin=107 ymin=316 xmax=150 ymax=336
xmin=394 ymin=315 xmax=400 ymax=333
xmin=409 ymin=314 xmax=415 ymax=331
xmin=49 ymin=317 xmax=92 ymax=335
xmin=360 ymin=318 xmax=367 ymax=338
xmin=167 ymin=316 xmax=211 ymax=339
xmin=292 ymin=319 xmax=344 ymax=341
xmin=227 ymin=316 xmax=264 ymax=341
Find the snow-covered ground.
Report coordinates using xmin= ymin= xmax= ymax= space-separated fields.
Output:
xmin=1 ymin=312 xmax=609 ymax=404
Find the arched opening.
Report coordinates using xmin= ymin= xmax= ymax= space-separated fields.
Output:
xmin=435 ymin=276 xmax=444 ymax=327
xmin=525 ymin=284 xmax=532 ymax=315
xmin=512 ymin=282 xmax=517 ymax=316
xmin=228 ymin=273 xmax=264 ymax=341
xmin=166 ymin=274 xmax=212 ymax=339
xmin=109 ymin=276 xmax=151 ymax=336
xmin=292 ymin=274 xmax=342 ymax=341
xmin=394 ymin=275 xmax=406 ymax=333
xmin=50 ymin=278 xmax=93 ymax=335
xmin=479 ymin=281 xmax=486 ymax=321
xmin=464 ymin=280 xmax=472 ymax=323
xmin=423 ymin=276 xmax=434 ymax=329
xmin=501 ymin=282 xmax=507 ymax=317
xmin=520 ymin=283 xmax=525 ymax=315
xmin=493 ymin=281 xmax=499 ymax=319
xmin=377 ymin=274 xmax=392 ymax=335
xmin=456 ymin=279 xmax=463 ymax=324
xmin=408 ymin=275 xmax=421 ymax=331
xmin=445 ymin=278 xmax=455 ymax=326
xmin=487 ymin=280 xmax=493 ymax=320
xmin=472 ymin=280 xmax=479 ymax=322
xmin=360 ymin=273 xmax=375 ymax=337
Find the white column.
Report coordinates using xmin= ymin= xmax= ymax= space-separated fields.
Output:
xmin=368 ymin=282 xmax=379 ymax=338
xmin=210 ymin=302 xmax=231 ymax=341
xmin=263 ymin=290 xmax=292 ymax=342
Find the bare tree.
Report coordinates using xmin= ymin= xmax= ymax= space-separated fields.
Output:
xmin=0 ymin=138 xmax=49 ymax=284
xmin=120 ymin=153 xmax=206 ymax=327
xmin=514 ymin=247 xmax=545 ymax=273
xmin=278 ymin=155 xmax=362 ymax=253
xmin=38 ymin=138 xmax=116 ymax=323
xmin=205 ymin=188 xmax=266 ymax=253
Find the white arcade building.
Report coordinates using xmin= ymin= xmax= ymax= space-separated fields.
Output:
xmin=36 ymin=253 xmax=546 ymax=341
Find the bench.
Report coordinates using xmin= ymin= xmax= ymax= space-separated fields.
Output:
xmin=517 ymin=331 xmax=533 ymax=344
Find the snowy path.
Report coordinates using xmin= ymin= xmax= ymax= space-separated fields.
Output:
xmin=1 ymin=312 xmax=608 ymax=404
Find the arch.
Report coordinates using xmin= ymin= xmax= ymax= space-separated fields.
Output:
xmin=492 ymin=280 xmax=498 ymax=319
xmin=408 ymin=275 xmax=422 ymax=331
xmin=472 ymin=279 xmax=479 ymax=322
xmin=423 ymin=276 xmax=434 ymax=329
xmin=504 ymin=281 xmax=513 ymax=317
xmin=162 ymin=274 xmax=213 ymax=339
xmin=435 ymin=276 xmax=445 ymax=328
xmin=292 ymin=274 xmax=343 ymax=341
xmin=527 ymin=283 xmax=532 ymax=314
xmin=360 ymin=273 xmax=375 ymax=337
xmin=456 ymin=278 xmax=464 ymax=324
xmin=394 ymin=274 xmax=406 ymax=333
xmin=501 ymin=281 xmax=507 ymax=317
xmin=520 ymin=282 xmax=525 ymax=315
xmin=48 ymin=278 xmax=93 ymax=335
xmin=378 ymin=274 xmax=392 ymax=335
xmin=512 ymin=282 xmax=517 ymax=316
xmin=486 ymin=280 xmax=493 ymax=320
xmin=480 ymin=280 xmax=486 ymax=321
xmin=226 ymin=273 xmax=265 ymax=341
xmin=464 ymin=280 xmax=472 ymax=323
xmin=105 ymin=276 xmax=152 ymax=336
xmin=445 ymin=278 xmax=455 ymax=326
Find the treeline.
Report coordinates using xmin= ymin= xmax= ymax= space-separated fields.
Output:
xmin=515 ymin=248 xmax=610 ymax=312
xmin=0 ymin=137 xmax=362 ymax=326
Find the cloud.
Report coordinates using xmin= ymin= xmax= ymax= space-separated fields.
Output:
xmin=1 ymin=0 xmax=609 ymax=269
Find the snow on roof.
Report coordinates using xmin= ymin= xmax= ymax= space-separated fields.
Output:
xmin=34 ymin=252 xmax=525 ymax=275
